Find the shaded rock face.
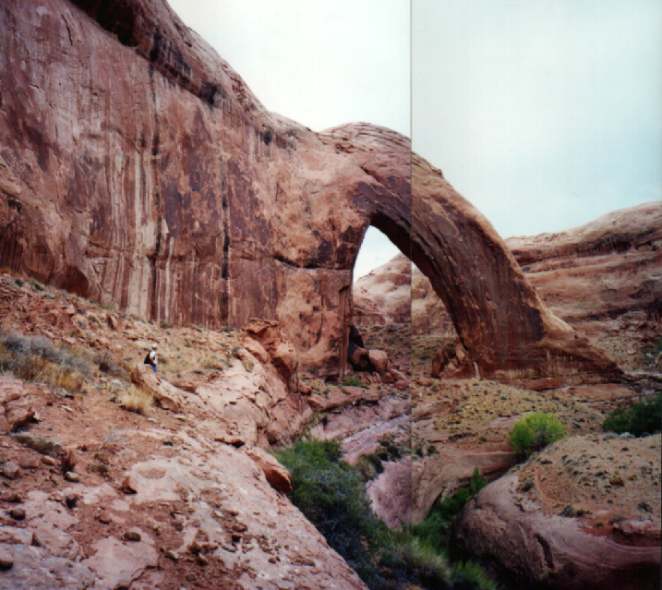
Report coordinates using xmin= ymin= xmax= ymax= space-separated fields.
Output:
xmin=0 ymin=0 xmax=616 ymax=384
xmin=455 ymin=434 xmax=661 ymax=590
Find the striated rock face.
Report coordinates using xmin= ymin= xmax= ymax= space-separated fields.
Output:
xmin=455 ymin=434 xmax=661 ymax=590
xmin=507 ymin=202 xmax=662 ymax=371
xmin=0 ymin=0 xmax=616 ymax=384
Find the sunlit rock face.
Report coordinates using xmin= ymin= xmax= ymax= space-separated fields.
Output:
xmin=0 ymin=0 xmax=617 ymax=384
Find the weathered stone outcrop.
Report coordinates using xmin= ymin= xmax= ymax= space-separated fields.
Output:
xmin=455 ymin=434 xmax=661 ymax=590
xmin=508 ymin=202 xmax=662 ymax=371
xmin=0 ymin=0 xmax=616 ymax=384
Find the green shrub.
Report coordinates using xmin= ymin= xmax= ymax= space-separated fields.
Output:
xmin=341 ymin=374 xmax=366 ymax=388
xmin=276 ymin=440 xmax=387 ymax=585
xmin=410 ymin=469 xmax=486 ymax=553
xmin=277 ymin=440 xmax=495 ymax=590
xmin=603 ymin=393 xmax=662 ymax=436
xmin=383 ymin=537 xmax=451 ymax=588
xmin=452 ymin=562 xmax=497 ymax=590
xmin=509 ymin=412 xmax=565 ymax=457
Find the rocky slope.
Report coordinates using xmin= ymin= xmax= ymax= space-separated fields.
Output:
xmin=0 ymin=272 xmax=370 ymax=589
xmin=0 ymin=0 xmax=617 ymax=385
xmin=354 ymin=202 xmax=662 ymax=373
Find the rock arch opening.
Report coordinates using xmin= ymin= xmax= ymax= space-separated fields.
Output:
xmin=349 ymin=226 xmax=412 ymax=379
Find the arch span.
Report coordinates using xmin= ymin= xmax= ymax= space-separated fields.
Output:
xmin=0 ymin=0 xmax=618 ymax=389
xmin=324 ymin=124 xmax=619 ymax=387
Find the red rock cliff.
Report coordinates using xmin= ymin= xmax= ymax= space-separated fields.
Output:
xmin=0 ymin=0 xmax=618 ymax=384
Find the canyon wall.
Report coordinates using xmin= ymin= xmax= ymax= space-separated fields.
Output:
xmin=0 ymin=0 xmax=617 ymax=383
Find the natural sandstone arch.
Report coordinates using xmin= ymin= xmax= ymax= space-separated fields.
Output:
xmin=0 ymin=0 xmax=619 ymax=388
xmin=323 ymin=124 xmax=620 ymax=386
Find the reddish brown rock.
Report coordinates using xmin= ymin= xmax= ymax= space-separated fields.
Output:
xmin=245 ymin=447 xmax=293 ymax=494
xmin=242 ymin=319 xmax=299 ymax=388
xmin=455 ymin=435 xmax=661 ymax=590
xmin=367 ymin=350 xmax=389 ymax=375
xmin=507 ymin=203 xmax=662 ymax=371
xmin=130 ymin=365 xmax=182 ymax=412
xmin=0 ymin=377 xmax=38 ymax=433
xmin=0 ymin=0 xmax=615 ymax=388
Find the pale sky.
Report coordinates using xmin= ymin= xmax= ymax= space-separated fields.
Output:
xmin=169 ymin=0 xmax=661 ymax=279
xmin=414 ymin=0 xmax=662 ymax=239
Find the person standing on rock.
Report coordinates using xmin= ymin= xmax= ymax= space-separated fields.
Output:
xmin=144 ymin=345 xmax=158 ymax=374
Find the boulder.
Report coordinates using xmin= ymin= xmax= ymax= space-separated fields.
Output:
xmin=129 ymin=366 xmax=182 ymax=412
xmin=367 ymin=349 xmax=389 ymax=374
xmin=246 ymin=447 xmax=293 ymax=494
xmin=455 ymin=434 xmax=661 ymax=590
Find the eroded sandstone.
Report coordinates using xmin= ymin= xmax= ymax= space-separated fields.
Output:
xmin=0 ymin=0 xmax=617 ymax=385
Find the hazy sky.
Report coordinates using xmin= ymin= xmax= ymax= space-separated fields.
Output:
xmin=169 ymin=0 xmax=410 ymax=135
xmin=414 ymin=0 xmax=662 ymax=239
xmin=169 ymin=0 xmax=661 ymax=279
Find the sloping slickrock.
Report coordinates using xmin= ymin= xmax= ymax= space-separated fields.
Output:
xmin=455 ymin=434 xmax=661 ymax=590
xmin=0 ymin=0 xmax=615 ymax=385
xmin=85 ymin=534 xmax=159 ymax=590
xmin=0 ymin=393 xmax=366 ymax=589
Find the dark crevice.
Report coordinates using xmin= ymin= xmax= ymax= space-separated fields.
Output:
xmin=147 ymin=67 xmax=162 ymax=323
xmin=219 ymin=168 xmax=230 ymax=324
xmin=70 ymin=0 xmax=139 ymax=48
xmin=535 ymin=533 xmax=555 ymax=572
xmin=273 ymin=254 xmax=319 ymax=270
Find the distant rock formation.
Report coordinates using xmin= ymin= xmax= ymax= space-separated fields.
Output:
xmin=0 ymin=0 xmax=616 ymax=384
xmin=354 ymin=203 xmax=662 ymax=372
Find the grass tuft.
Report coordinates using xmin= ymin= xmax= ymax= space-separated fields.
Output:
xmin=118 ymin=385 xmax=153 ymax=414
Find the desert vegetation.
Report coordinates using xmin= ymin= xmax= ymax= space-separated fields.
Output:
xmin=603 ymin=392 xmax=662 ymax=436
xmin=509 ymin=412 xmax=566 ymax=458
xmin=277 ymin=439 xmax=496 ymax=590
xmin=0 ymin=332 xmax=92 ymax=394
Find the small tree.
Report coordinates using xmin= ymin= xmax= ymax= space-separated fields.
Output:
xmin=509 ymin=412 xmax=565 ymax=458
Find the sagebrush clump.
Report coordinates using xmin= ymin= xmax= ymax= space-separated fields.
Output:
xmin=0 ymin=332 xmax=92 ymax=393
xmin=509 ymin=412 xmax=565 ymax=457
